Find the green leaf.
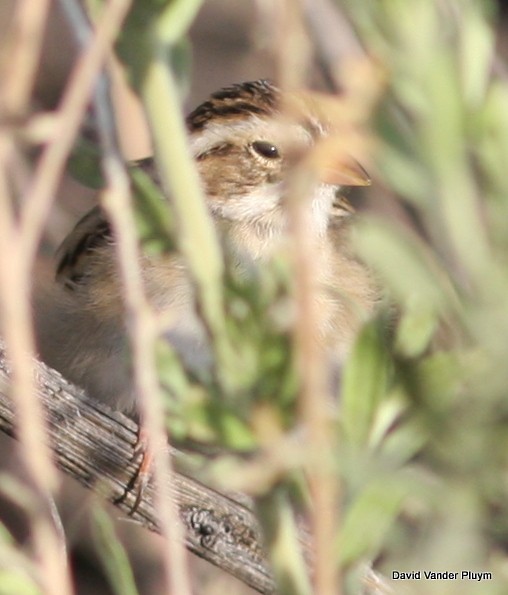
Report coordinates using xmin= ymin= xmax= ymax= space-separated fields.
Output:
xmin=395 ymin=293 xmax=438 ymax=357
xmin=459 ymin=4 xmax=495 ymax=108
xmin=67 ymin=138 xmax=104 ymax=189
xmin=412 ymin=350 xmax=467 ymax=412
xmin=354 ymin=218 xmax=455 ymax=313
xmin=341 ymin=319 xmax=390 ymax=447
xmin=130 ymin=165 xmax=176 ymax=254
xmin=156 ymin=339 xmax=190 ymax=398
xmin=116 ymin=0 xmax=203 ymax=89
xmin=92 ymin=506 xmax=140 ymax=595
xmin=216 ymin=410 xmax=256 ymax=451
xmin=0 ymin=572 xmax=41 ymax=595
xmin=256 ymin=488 xmax=312 ymax=595
xmin=339 ymin=475 xmax=414 ymax=567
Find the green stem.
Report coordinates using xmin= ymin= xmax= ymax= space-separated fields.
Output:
xmin=140 ymin=39 xmax=234 ymax=386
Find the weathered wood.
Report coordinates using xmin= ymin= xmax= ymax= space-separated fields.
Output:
xmin=0 ymin=340 xmax=275 ymax=594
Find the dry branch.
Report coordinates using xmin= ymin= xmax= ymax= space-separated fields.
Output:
xmin=0 ymin=339 xmax=275 ymax=594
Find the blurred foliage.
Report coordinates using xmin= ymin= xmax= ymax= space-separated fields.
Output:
xmin=92 ymin=506 xmax=140 ymax=595
xmin=115 ymin=0 xmax=508 ymax=592
xmin=129 ymin=165 xmax=176 ymax=254
xmin=42 ymin=0 xmax=508 ymax=593
xmin=67 ymin=137 xmax=105 ymax=190
xmin=0 ymin=531 xmax=42 ymax=595
xmin=0 ymin=476 xmax=46 ymax=595
xmin=337 ymin=0 xmax=508 ymax=593
xmin=156 ymin=254 xmax=297 ymax=451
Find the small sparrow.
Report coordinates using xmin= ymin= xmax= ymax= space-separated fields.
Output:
xmin=34 ymin=80 xmax=377 ymax=414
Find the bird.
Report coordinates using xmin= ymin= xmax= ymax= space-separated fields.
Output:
xmin=34 ymin=79 xmax=378 ymax=415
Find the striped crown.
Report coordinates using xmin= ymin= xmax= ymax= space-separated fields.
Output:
xmin=186 ymin=80 xmax=279 ymax=131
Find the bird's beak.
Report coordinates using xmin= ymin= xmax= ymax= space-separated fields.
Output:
xmin=319 ymin=158 xmax=371 ymax=187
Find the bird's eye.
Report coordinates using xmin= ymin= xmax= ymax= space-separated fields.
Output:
xmin=251 ymin=141 xmax=280 ymax=159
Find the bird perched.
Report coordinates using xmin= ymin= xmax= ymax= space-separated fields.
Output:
xmin=34 ymin=80 xmax=377 ymax=414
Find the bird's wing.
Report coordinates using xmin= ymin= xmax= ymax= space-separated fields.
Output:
xmin=55 ymin=206 xmax=112 ymax=289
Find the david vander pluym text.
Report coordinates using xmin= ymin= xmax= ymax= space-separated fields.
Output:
xmin=392 ymin=570 xmax=492 ymax=582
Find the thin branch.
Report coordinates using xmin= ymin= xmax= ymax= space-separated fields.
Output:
xmin=20 ymin=0 xmax=131 ymax=266
xmin=0 ymin=2 xmax=73 ymax=593
xmin=0 ymin=0 xmax=52 ymax=117
xmin=56 ymin=1 xmax=195 ymax=592
xmin=299 ymin=0 xmax=367 ymax=92
xmin=273 ymin=3 xmax=341 ymax=593
xmin=101 ymin=172 xmax=194 ymax=595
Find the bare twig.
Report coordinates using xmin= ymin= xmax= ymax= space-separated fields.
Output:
xmin=299 ymin=0 xmax=366 ymax=92
xmin=56 ymin=1 xmax=195 ymax=592
xmin=287 ymin=161 xmax=340 ymax=595
xmin=101 ymin=172 xmax=195 ymax=595
xmin=271 ymin=4 xmax=342 ymax=594
xmin=0 ymin=2 xmax=72 ymax=593
xmin=0 ymin=0 xmax=52 ymax=117
xmin=20 ymin=0 xmax=131 ymax=265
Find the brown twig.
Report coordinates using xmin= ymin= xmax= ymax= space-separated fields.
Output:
xmin=299 ymin=0 xmax=367 ymax=93
xmin=58 ymin=0 xmax=195 ymax=590
xmin=0 ymin=2 xmax=72 ymax=592
xmin=20 ymin=0 xmax=131 ymax=265
xmin=0 ymin=0 xmax=52 ymax=117
xmin=271 ymin=3 xmax=342 ymax=593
